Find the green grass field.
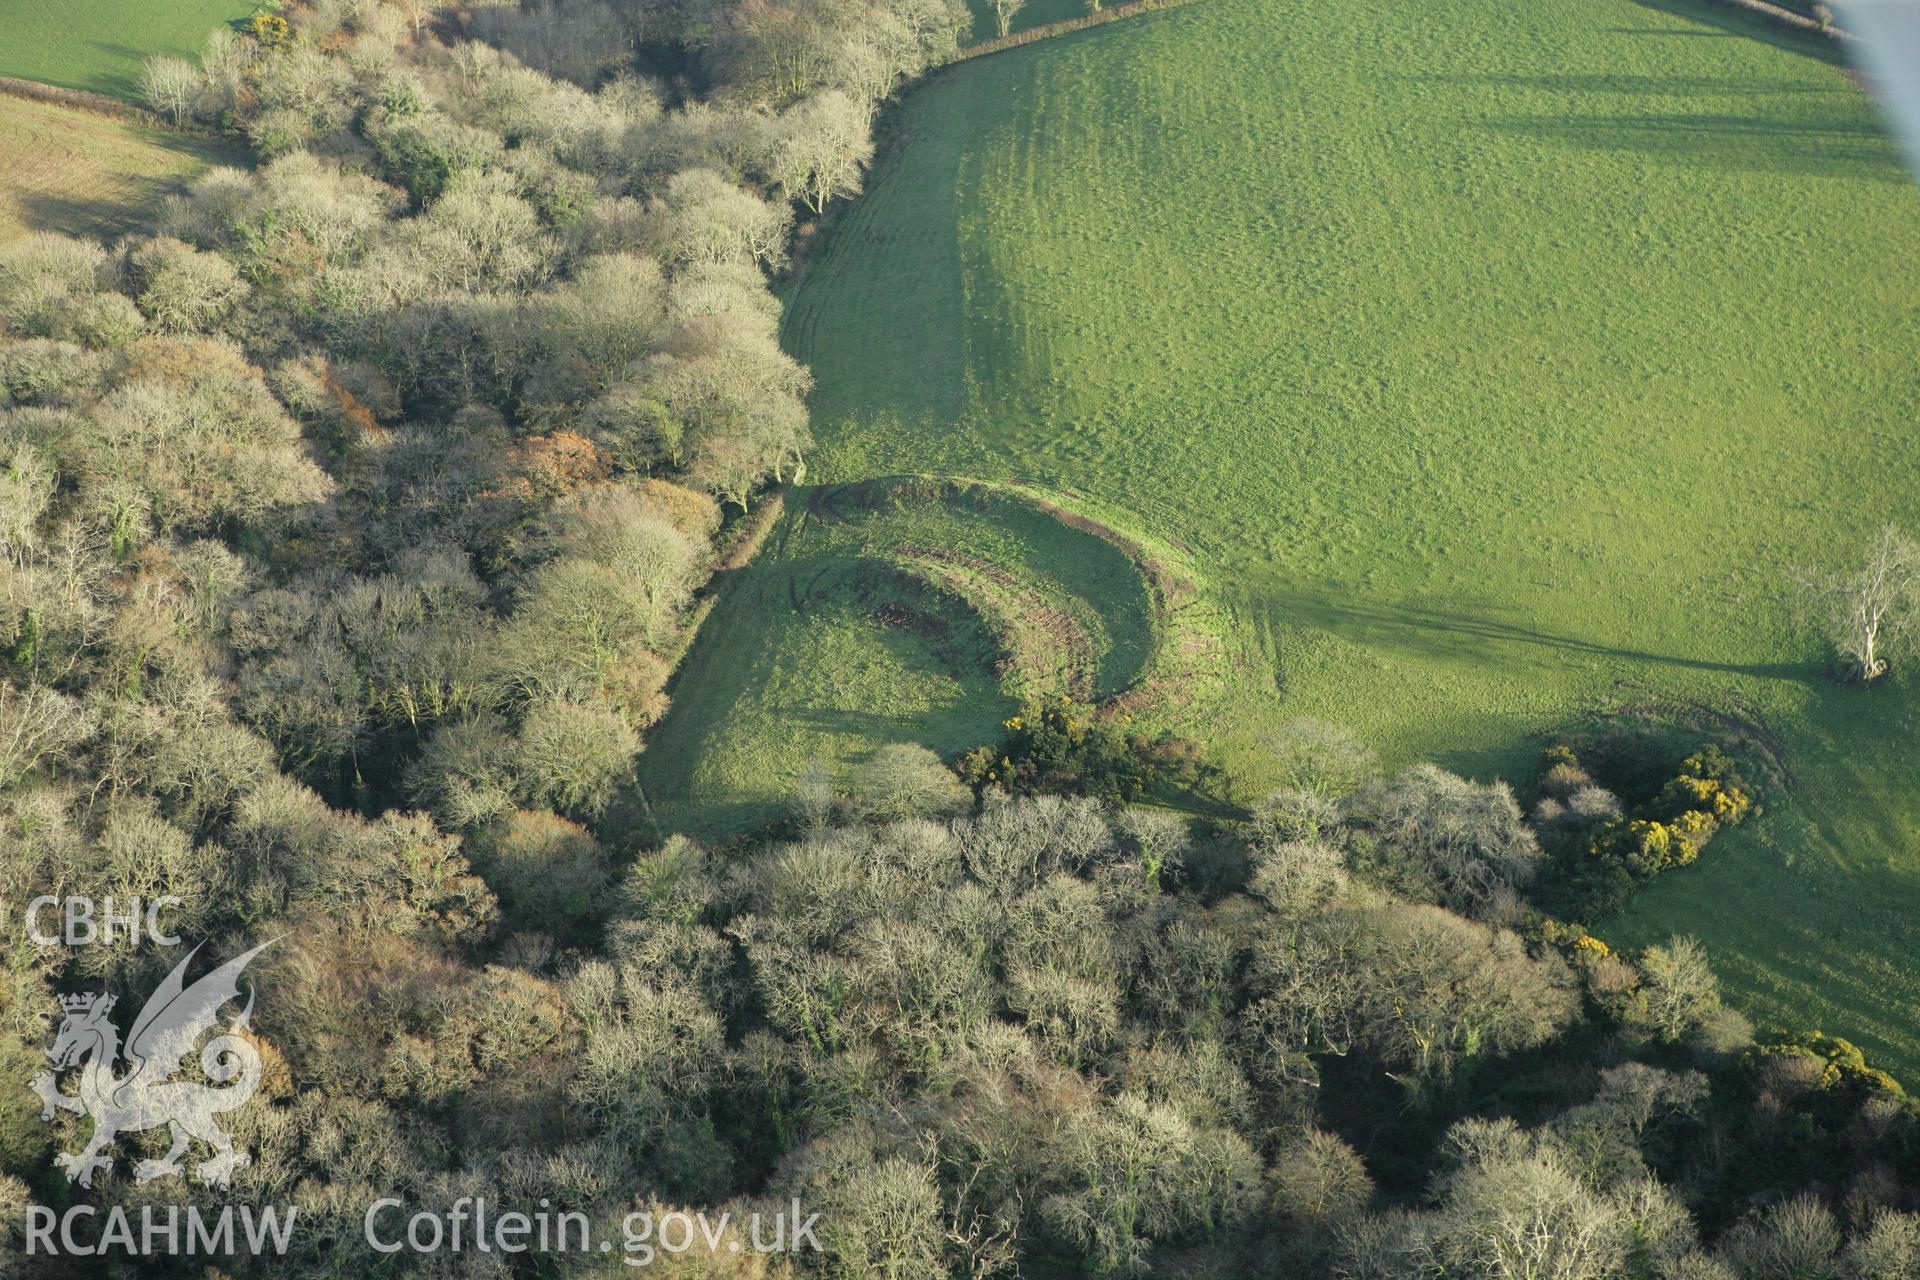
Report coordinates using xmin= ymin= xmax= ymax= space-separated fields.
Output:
xmin=0 ymin=93 xmax=243 ymax=243
xmin=644 ymin=0 xmax=1920 ymax=1076
xmin=0 ymin=0 xmax=263 ymax=98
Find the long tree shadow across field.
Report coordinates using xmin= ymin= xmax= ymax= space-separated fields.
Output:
xmin=82 ymin=43 xmax=164 ymax=98
xmin=1412 ymin=72 xmax=1850 ymax=97
xmin=12 ymin=190 xmax=162 ymax=240
xmin=1257 ymin=590 xmax=1809 ymax=683
xmin=1479 ymin=108 xmax=1906 ymax=180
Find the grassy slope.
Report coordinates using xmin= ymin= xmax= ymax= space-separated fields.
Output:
xmin=652 ymin=0 xmax=1920 ymax=1072
xmin=0 ymin=0 xmax=262 ymax=98
xmin=0 ymin=93 xmax=242 ymax=243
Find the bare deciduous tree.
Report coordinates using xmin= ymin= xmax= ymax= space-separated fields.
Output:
xmin=1272 ymin=1129 xmax=1374 ymax=1229
xmin=394 ymin=0 xmax=438 ymax=38
xmin=1634 ymin=935 xmax=1721 ymax=1044
xmin=1265 ymin=717 xmax=1378 ymax=799
xmin=769 ymin=91 xmax=876 ymax=215
xmin=0 ymin=683 xmax=92 ymax=787
xmin=137 ymin=56 xmax=201 ymax=128
xmin=849 ymin=743 xmax=971 ymax=823
xmin=1429 ymin=1147 xmax=1632 ymax=1280
xmin=1354 ymin=764 xmax=1542 ymax=918
xmin=1797 ymin=525 xmax=1920 ymax=683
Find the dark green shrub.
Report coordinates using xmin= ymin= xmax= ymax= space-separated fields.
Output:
xmin=958 ymin=696 xmax=1187 ymax=803
xmin=1567 ymin=740 xmax=1752 ymax=873
xmin=1752 ymin=1032 xmax=1905 ymax=1100
xmin=374 ymin=125 xmax=462 ymax=205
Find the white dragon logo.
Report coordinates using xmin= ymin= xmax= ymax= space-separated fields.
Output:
xmin=29 ymin=938 xmax=276 ymax=1189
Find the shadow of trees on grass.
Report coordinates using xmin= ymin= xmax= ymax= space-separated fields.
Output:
xmin=1479 ymin=108 xmax=1905 ymax=181
xmin=1409 ymin=0 xmax=1897 ymax=181
xmin=1256 ymin=588 xmax=1808 ymax=683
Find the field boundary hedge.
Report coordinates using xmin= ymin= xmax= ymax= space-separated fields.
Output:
xmin=0 ymin=75 xmax=159 ymax=124
xmin=947 ymin=0 xmax=1205 ymax=63
xmin=943 ymin=0 xmax=1852 ymax=68
xmin=1709 ymin=0 xmax=1856 ymax=42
